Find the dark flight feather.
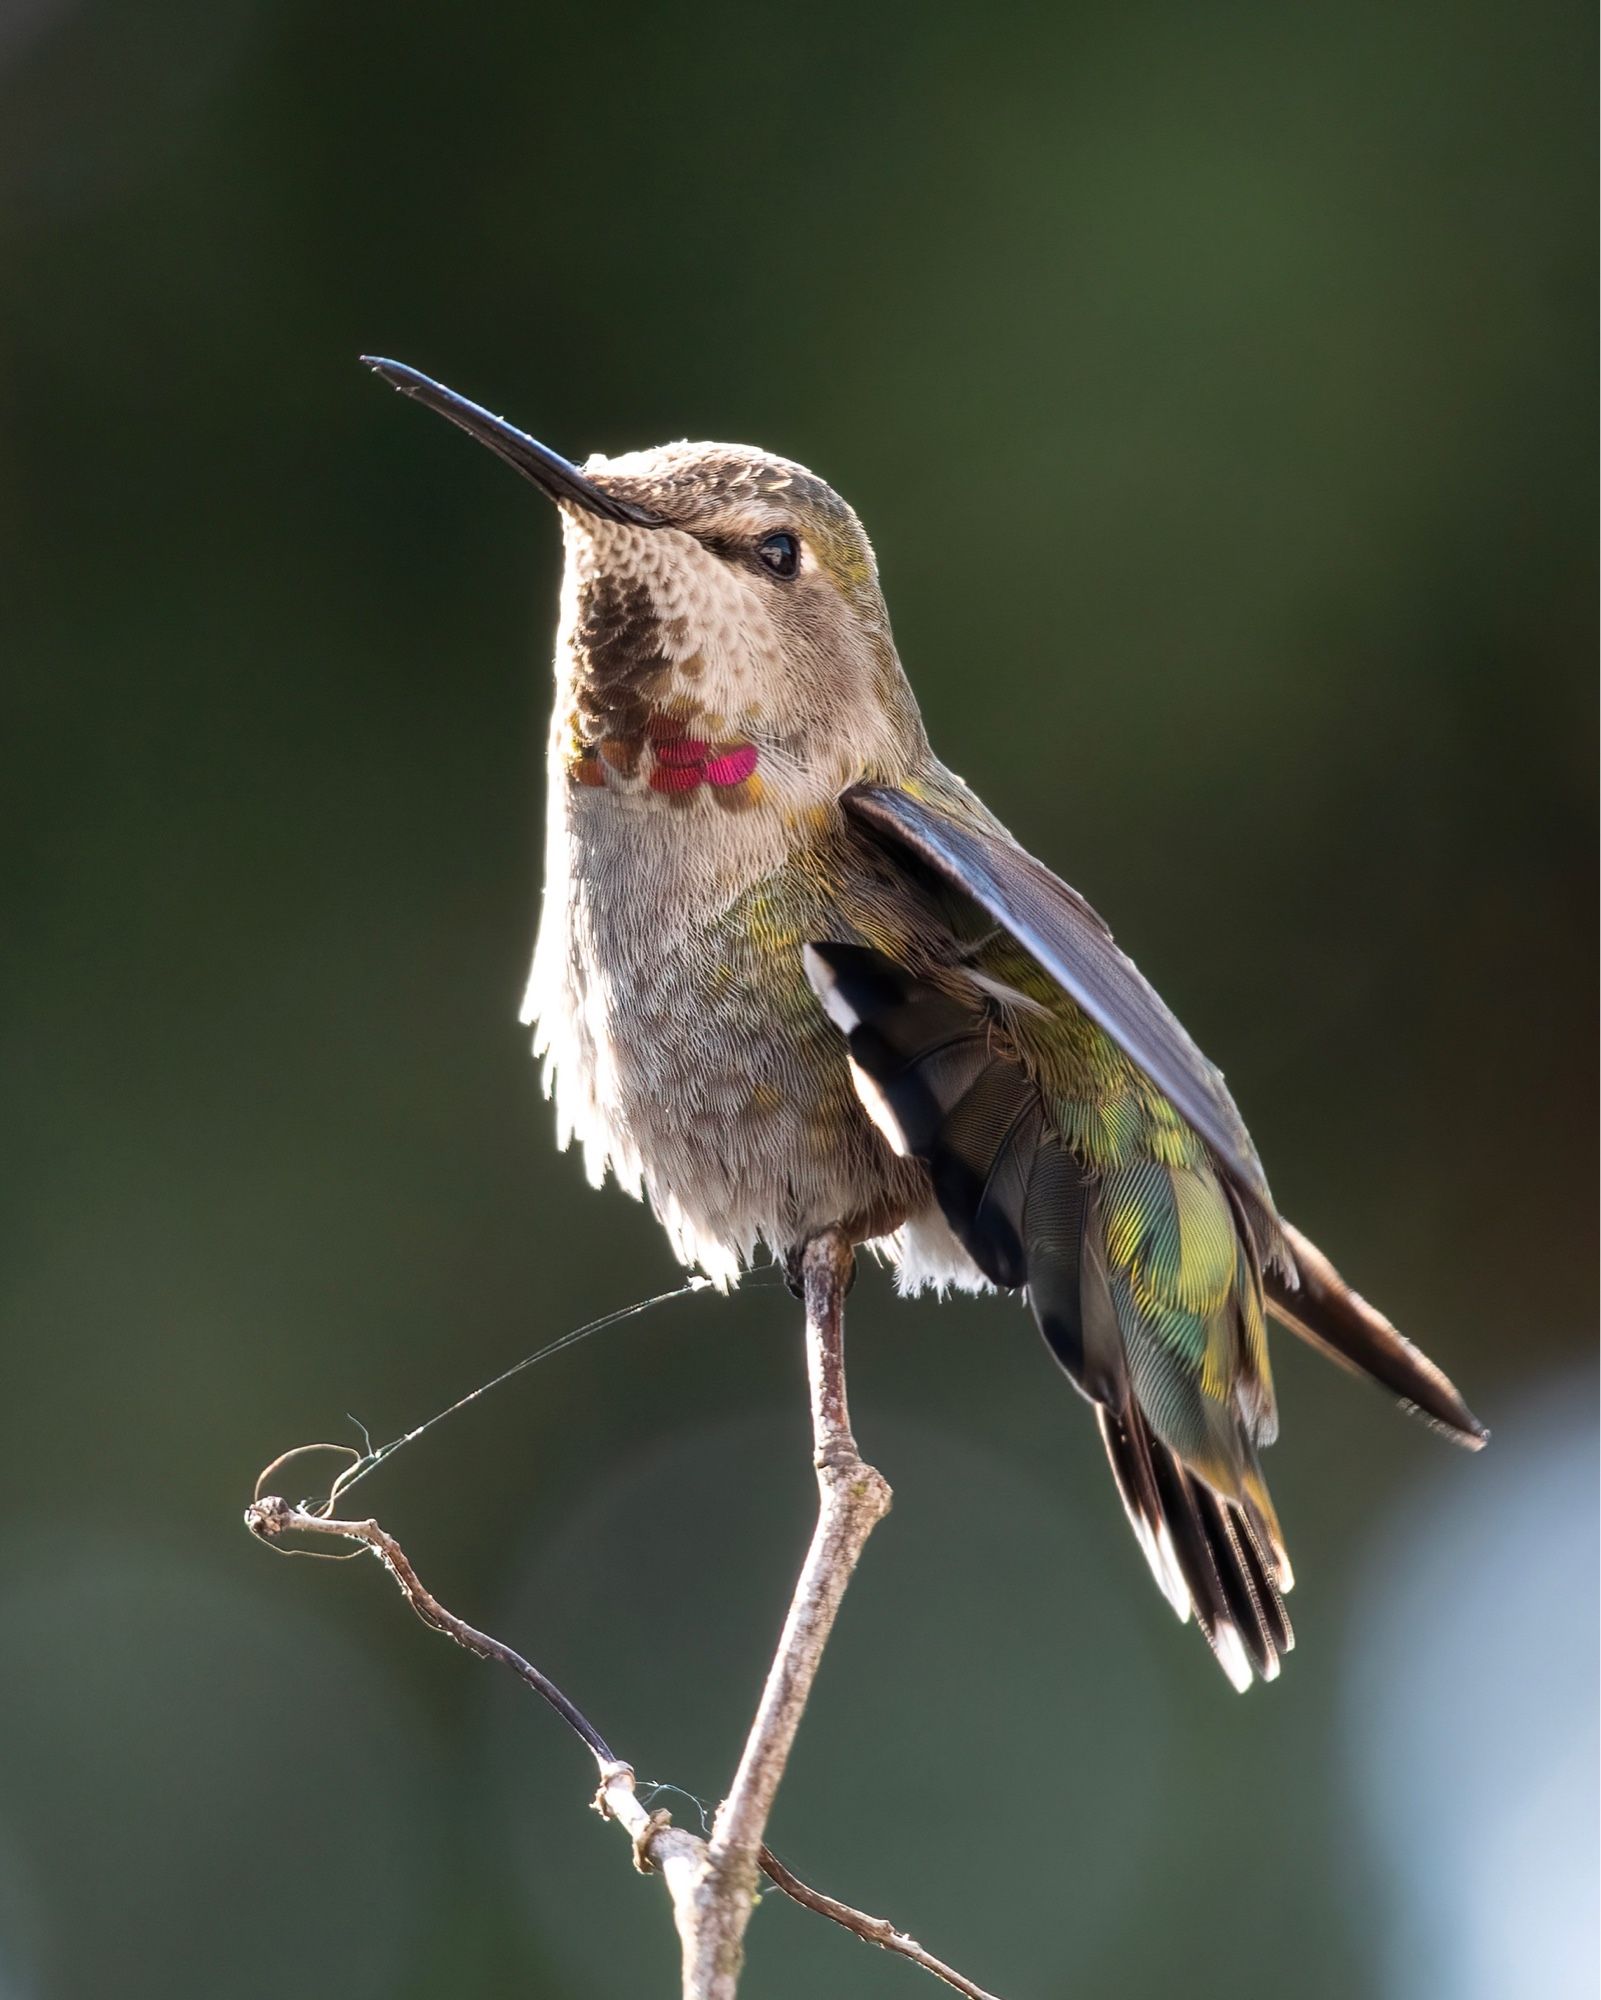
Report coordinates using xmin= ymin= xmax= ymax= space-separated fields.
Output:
xmin=808 ymin=789 xmax=1484 ymax=1686
xmin=806 ymin=942 xmax=1120 ymax=1402
xmin=1269 ymin=1221 xmax=1488 ymax=1447
xmin=1023 ymin=1147 xmax=1129 ymax=1410
xmin=845 ymin=782 xmax=1484 ymax=1453
xmin=842 ymin=783 xmax=1278 ymax=1240
xmin=805 ymin=937 xmax=1288 ymax=1687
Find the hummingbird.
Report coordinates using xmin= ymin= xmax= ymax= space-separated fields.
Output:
xmin=365 ymin=357 xmax=1485 ymax=1691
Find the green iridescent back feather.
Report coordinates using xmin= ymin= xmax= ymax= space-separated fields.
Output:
xmin=805 ymin=888 xmax=1295 ymax=1683
xmin=974 ymin=933 xmax=1283 ymax=1537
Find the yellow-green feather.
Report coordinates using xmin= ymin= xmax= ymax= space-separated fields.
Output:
xmin=970 ymin=928 xmax=1279 ymax=1497
xmin=770 ymin=817 xmax=1280 ymax=1525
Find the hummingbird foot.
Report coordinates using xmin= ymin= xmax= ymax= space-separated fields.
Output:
xmin=781 ymin=1243 xmax=860 ymax=1302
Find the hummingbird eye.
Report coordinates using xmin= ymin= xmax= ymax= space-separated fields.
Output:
xmin=756 ymin=530 xmax=800 ymax=579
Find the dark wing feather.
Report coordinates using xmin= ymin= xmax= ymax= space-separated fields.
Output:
xmin=1269 ymin=1221 xmax=1488 ymax=1448
xmin=842 ymin=782 xmax=1486 ymax=1454
xmin=843 ymin=783 xmax=1277 ymax=1240
xmin=806 ymin=935 xmax=1287 ymax=1688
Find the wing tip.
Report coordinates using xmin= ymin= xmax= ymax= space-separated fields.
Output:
xmin=1273 ymin=1221 xmax=1488 ymax=1450
xmin=1402 ymin=1395 xmax=1491 ymax=1451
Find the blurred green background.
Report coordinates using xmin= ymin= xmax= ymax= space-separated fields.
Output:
xmin=2 ymin=3 xmax=1595 ymax=1996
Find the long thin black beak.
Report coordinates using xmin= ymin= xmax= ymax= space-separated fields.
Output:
xmin=361 ymin=357 xmax=663 ymax=528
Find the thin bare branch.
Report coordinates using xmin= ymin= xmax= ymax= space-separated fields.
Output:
xmin=245 ymin=1493 xmax=616 ymax=1761
xmin=245 ymin=1226 xmax=996 ymax=1998
xmin=756 ymin=1846 xmax=1006 ymax=2000
xmin=691 ymin=1227 xmax=894 ymax=1990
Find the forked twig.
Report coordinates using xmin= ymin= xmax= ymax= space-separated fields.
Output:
xmin=244 ymin=1227 xmax=1001 ymax=1999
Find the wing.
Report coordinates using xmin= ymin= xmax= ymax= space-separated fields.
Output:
xmin=810 ymin=779 xmax=1482 ymax=1688
xmin=1267 ymin=1222 xmax=1488 ymax=1447
xmin=805 ymin=936 xmax=1294 ymax=1689
xmin=842 ymin=781 xmax=1280 ymax=1247
xmin=841 ymin=778 xmax=1487 ymax=1452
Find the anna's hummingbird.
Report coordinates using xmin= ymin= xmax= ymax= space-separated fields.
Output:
xmin=366 ymin=358 xmax=1485 ymax=1691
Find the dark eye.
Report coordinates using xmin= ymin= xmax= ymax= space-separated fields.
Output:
xmin=757 ymin=530 xmax=800 ymax=579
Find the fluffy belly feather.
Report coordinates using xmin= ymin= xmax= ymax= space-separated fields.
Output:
xmin=524 ymin=791 xmax=954 ymax=1284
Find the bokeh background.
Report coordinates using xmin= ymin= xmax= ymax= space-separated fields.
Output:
xmin=2 ymin=3 xmax=1595 ymax=1996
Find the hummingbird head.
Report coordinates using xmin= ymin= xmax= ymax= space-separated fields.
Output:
xmin=365 ymin=360 xmax=926 ymax=811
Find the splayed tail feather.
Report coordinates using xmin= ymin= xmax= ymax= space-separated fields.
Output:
xmin=1097 ymin=1401 xmax=1293 ymax=1690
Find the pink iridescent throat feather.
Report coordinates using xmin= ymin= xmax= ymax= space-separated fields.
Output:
xmin=571 ymin=709 xmax=763 ymax=806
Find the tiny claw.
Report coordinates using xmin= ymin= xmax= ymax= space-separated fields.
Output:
xmin=781 ymin=1248 xmax=807 ymax=1301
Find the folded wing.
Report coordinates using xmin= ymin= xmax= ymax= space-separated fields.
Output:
xmin=843 ymin=782 xmax=1279 ymax=1247
xmin=814 ymin=779 xmax=1484 ymax=1686
xmin=841 ymin=780 xmax=1485 ymax=1449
